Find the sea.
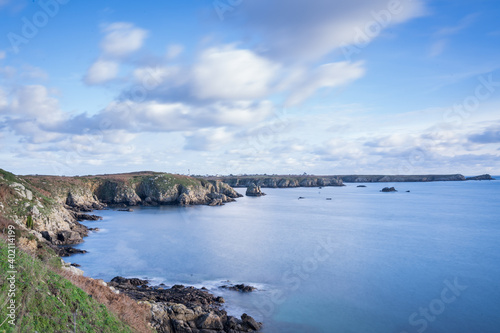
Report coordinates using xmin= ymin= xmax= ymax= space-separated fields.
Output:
xmin=66 ymin=179 xmax=500 ymax=333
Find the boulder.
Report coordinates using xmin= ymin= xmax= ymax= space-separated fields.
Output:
xmin=241 ymin=314 xmax=262 ymax=331
xmin=381 ymin=187 xmax=397 ymax=192
xmin=196 ymin=313 xmax=224 ymax=330
xmin=246 ymin=184 xmax=265 ymax=197
xmin=56 ymin=230 xmax=83 ymax=244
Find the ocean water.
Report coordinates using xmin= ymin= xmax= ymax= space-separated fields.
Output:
xmin=67 ymin=180 xmax=500 ymax=333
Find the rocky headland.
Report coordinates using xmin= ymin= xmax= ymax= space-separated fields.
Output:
xmin=0 ymin=169 xmax=241 ymax=249
xmin=466 ymin=174 xmax=495 ymax=180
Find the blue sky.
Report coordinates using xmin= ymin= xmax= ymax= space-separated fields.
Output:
xmin=0 ymin=0 xmax=499 ymax=176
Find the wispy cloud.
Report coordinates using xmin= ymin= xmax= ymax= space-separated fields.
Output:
xmin=435 ymin=13 xmax=479 ymax=37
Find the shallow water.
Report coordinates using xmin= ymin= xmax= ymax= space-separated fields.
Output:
xmin=68 ymin=180 xmax=500 ymax=333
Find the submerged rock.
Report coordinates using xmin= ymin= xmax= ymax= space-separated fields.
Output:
xmin=221 ymin=284 xmax=257 ymax=293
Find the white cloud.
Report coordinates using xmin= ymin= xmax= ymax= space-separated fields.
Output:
xmin=0 ymin=85 xmax=67 ymax=143
xmin=184 ymin=127 xmax=234 ymax=151
xmin=132 ymin=66 xmax=180 ymax=88
xmin=84 ymin=59 xmax=119 ymax=85
xmin=285 ymin=61 xmax=365 ymax=106
xmin=0 ymin=50 xmax=6 ymax=60
xmin=9 ymin=85 xmax=61 ymax=120
xmin=91 ymin=99 xmax=275 ymax=133
xmin=210 ymin=100 xmax=274 ymax=126
xmin=100 ymin=22 xmax=148 ymax=58
xmin=236 ymin=0 xmax=426 ymax=61
xmin=192 ymin=46 xmax=280 ymax=100
xmin=435 ymin=13 xmax=478 ymax=37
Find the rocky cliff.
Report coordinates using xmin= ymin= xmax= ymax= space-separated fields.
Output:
xmin=336 ymin=174 xmax=467 ymax=182
xmin=215 ymin=176 xmax=345 ymax=188
xmin=210 ymin=174 xmax=473 ymax=186
xmin=0 ymin=169 xmax=242 ymax=247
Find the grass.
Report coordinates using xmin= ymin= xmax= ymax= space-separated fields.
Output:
xmin=0 ymin=170 xmax=17 ymax=184
xmin=0 ymin=221 xmax=153 ymax=333
xmin=0 ymin=237 xmax=137 ymax=332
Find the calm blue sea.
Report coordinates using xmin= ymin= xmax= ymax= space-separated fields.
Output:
xmin=67 ymin=180 xmax=500 ymax=333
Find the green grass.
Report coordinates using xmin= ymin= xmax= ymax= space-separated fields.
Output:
xmin=0 ymin=170 xmax=17 ymax=184
xmin=0 ymin=238 xmax=134 ymax=333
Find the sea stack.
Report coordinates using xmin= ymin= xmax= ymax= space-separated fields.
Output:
xmin=246 ymin=183 xmax=266 ymax=197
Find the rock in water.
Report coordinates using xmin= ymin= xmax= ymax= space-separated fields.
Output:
xmin=246 ymin=183 xmax=266 ymax=197
xmin=381 ymin=187 xmax=397 ymax=192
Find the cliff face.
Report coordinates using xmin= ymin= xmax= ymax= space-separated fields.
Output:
xmin=337 ymin=174 xmax=467 ymax=182
xmin=213 ymin=174 xmax=469 ymax=186
xmin=219 ymin=176 xmax=344 ymax=188
xmin=0 ymin=169 xmax=241 ymax=247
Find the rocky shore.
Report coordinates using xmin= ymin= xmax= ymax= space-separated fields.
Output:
xmin=108 ymin=277 xmax=262 ymax=333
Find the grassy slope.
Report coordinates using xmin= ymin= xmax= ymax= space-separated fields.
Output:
xmin=0 ymin=237 xmax=134 ymax=333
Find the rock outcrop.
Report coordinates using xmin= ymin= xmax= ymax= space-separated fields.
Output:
xmin=245 ymin=184 xmax=265 ymax=197
xmin=381 ymin=187 xmax=397 ymax=192
xmin=108 ymin=277 xmax=262 ymax=333
xmin=466 ymin=174 xmax=495 ymax=180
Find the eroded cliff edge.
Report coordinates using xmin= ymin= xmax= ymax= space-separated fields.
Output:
xmin=0 ymin=169 xmax=241 ymax=247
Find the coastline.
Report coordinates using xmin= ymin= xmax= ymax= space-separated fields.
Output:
xmin=0 ymin=168 xmax=496 ymax=332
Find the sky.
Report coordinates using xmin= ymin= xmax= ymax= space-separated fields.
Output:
xmin=0 ymin=0 xmax=499 ymax=176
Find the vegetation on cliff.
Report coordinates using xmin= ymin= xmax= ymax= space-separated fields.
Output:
xmin=0 ymin=218 xmax=152 ymax=332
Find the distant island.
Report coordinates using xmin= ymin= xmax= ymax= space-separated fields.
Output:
xmin=206 ymin=173 xmax=495 ymax=188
